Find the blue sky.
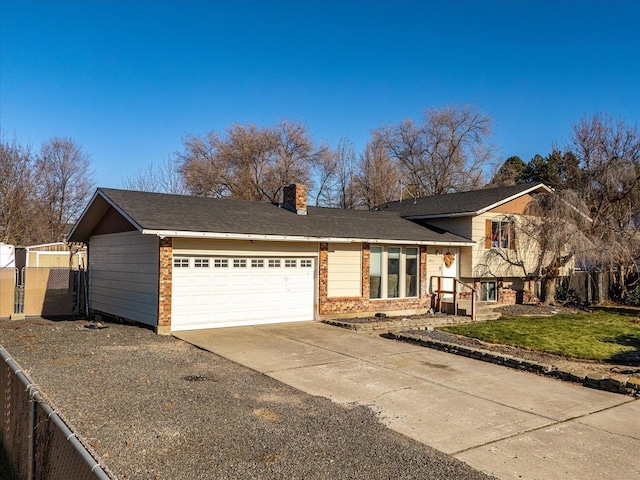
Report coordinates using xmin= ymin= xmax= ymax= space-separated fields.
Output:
xmin=1 ymin=0 xmax=639 ymax=188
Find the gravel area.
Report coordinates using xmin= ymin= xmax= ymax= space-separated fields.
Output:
xmin=1 ymin=318 xmax=494 ymax=480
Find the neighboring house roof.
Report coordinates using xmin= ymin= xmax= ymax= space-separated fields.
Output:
xmin=378 ymin=183 xmax=551 ymax=219
xmin=68 ymin=188 xmax=474 ymax=245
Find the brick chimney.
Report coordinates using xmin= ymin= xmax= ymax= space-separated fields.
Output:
xmin=283 ymin=184 xmax=307 ymax=215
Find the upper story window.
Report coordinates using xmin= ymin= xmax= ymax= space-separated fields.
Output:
xmin=486 ymin=219 xmax=515 ymax=250
xmin=370 ymin=246 xmax=419 ymax=300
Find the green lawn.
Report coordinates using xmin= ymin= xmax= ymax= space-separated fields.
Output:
xmin=440 ymin=307 xmax=640 ymax=363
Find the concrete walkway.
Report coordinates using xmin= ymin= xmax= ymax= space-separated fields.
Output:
xmin=174 ymin=322 xmax=640 ymax=480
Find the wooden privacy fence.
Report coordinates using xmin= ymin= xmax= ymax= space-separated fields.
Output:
xmin=0 ymin=268 xmax=15 ymax=317
xmin=0 ymin=267 xmax=84 ymax=319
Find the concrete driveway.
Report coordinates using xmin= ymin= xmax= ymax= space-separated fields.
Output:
xmin=174 ymin=322 xmax=640 ymax=480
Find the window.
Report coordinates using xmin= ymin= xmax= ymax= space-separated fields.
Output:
xmin=488 ymin=219 xmax=515 ymax=249
xmin=214 ymin=259 xmax=228 ymax=268
xmin=194 ymin=258 xmax=209 ymax=268
xmin=251 ymin=259 xmax=264 ymax=268
xmin=268 ymin=259 xmax=281 ymax=268
xmin=480 ymin=280 xmax=497 ymax=302
xmin=369 ymin=246 xmax=419 ymax=299
xmin=284 ymin=259 xmax=297 ymax=268
xmin=233 ymin=259 xmax=247 ymax=268
xmin=300 ymin=259 xmax=312 ymax=268
xmin=370 ymin=247 xmax=382 ymax=299
xmin=387 ymin=248 xmax=401 ymax=298
xmin=174 ymin=258 xmax=189 ymax=268
xmin=405 ymin=248 xmax=418 ymax=297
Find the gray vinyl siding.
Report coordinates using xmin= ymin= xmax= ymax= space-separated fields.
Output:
xmin=89 ymin=231 xmax=159 ymax=326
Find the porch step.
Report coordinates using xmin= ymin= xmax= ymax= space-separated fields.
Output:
xmin=452 ymin=300 xmax=502 ymax=321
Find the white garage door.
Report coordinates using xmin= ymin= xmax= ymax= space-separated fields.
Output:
xmin=171 ymin=256 xmax=315 ymax=331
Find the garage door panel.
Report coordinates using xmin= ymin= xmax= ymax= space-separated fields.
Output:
xmin=172 ymin=256 xmax=315 ymax=331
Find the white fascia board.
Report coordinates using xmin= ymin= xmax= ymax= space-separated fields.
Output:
xmin=25 ymin=242 xmax=66 ymax=250
xmin=475 ymin=184 xmax=552 ymax=214
xmin=66 ymin=189 xmax=144 ymax=243
xmin=66 ymin=189 xmax=102 ymax=241
xmin=142 ymin=229 xmax=474 ymax=246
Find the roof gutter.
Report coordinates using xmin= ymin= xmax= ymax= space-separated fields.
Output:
xmin=143 ymin=229 xmax=475 ymax=247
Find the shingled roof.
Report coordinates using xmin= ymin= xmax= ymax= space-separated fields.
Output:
xmin=68 ymin=188 xmax=473 ymax=245
xmin=378 ymin=183 xmax=550 ymax=218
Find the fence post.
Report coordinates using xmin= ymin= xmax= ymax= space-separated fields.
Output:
xmin=28 ymin=387 xmax=37 ymax=480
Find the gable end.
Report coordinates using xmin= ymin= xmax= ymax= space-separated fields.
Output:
xmin=92 ymin=206 xmax=138 ymax=236
xmin=488 ymin=194 xmax=533 ymax=215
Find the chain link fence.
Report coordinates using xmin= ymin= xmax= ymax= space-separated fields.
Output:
xmin=1 ymin=347 xmax=111 ymax=480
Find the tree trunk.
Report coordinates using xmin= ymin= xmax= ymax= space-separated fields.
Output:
xmin=542 ymin=277 xmax=556 ymax=305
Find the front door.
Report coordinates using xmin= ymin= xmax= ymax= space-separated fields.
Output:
xmin=441 ymin=248 xmax=458 ymax=298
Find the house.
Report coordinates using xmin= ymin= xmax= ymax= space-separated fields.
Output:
xmin=379 ymin=182 xmax=553 ymax=304
xmin=67 ymin=184 xmax=475 ymax=333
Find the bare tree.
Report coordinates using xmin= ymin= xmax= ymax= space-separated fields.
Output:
xmin=123 ymin=156 xmax=188 ymax=194
xmin=378 ymin=104 xmax=495 ymax=196
xmin=177 ymin=131 xmax=230 ymax=198
xmin=355 ymin=134 xmax=401 ymax=209
xmin=177 ymin=121 xmax=318 ymax=203
xmin=570 ymin=113 xmax=640 ymax=297
xmin=312 ymin=138 xmax=358 ymax=208
xmin=36 ymin=137 xmax=94 ymax=241
xmin=480 ymin=190 xmax=593 ymax=304
xmin=0 ymin=138 xmax=39 ymax=245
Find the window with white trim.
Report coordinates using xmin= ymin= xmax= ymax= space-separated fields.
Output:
xmin=490 ymin=220 xmax=515 ymax=249
xmin=233 ymin=259 xmax=247 ymax=268
xmin=300 ymin=259 xmax=312 ymax=268
xmin=284 ymin=259 xmax=297 ymax=268
xmin=479 ymin=280 xmax=497 ymax=302
xmin=194 ymin=258 xmax=210 ymax=268
xmin=268 ymin=259 xmax=281 ymax=268
xmin=251 ymin=259 xmax=264 ymax=268
xmin=369 ymin=246 xmax=419 ymax=299
xmin=174 ymin=258 xmax=189 ymax=268
xmin=214 ymin=259 xmax=228 ymax=268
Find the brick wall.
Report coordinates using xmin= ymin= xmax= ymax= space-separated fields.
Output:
xmin=473 ymin=277 xmax=538 ymax=305
xmin=319 ymin=243 xmax=432 ymax=317
xmin=283 ymin=184 xmax=307 ymax=214
xmin=497 ymin=278 xmax=517 ymax=305
xmin=158 ymin=237 xmax=172 ymax=331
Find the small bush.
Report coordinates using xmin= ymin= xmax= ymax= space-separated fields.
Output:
xmin=555 ymin=286 xmax=581 ymax=305
xmin=624 ymin=285 xmax=640 ymax=306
